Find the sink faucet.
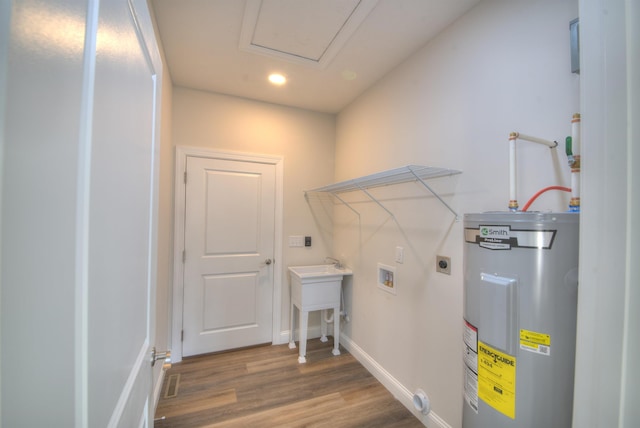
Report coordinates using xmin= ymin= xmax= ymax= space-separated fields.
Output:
xmin=325 ymin=257 xmax=343 ymax=269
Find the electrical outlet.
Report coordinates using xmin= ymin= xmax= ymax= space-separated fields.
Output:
xmin=436 ymin=255 xmax=451 ymax=275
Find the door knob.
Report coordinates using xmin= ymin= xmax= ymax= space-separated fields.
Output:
xmin=151 ymin=347 xmax=172 ymax=370
xmin=264 ymin=258 xmax=272 ymax=265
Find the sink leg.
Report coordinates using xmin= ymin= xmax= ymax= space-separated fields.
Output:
xmin=332 ymin=305 xmax=341 ymax=356
xmin=288 ymin=302 xmax=296 ymax=349
xmin=320 ymin=309 xmax=328 ymax=342
xmin=298 ymin=310 xmax=308 ymax=363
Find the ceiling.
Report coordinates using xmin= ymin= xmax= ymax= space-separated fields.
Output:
xmin=151 ymin=0 xmax=481 ymax=114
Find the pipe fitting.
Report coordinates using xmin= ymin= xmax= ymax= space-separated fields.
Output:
xmin=571 ymin=155 xmax=581 ymax=170
xmin=569 ymin=197 xmax=581 ymax=212
xmin=413 ymin=389 xmax=431 ymax=415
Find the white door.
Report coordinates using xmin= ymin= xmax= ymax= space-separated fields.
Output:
xmin=0 ymin=0 xmax=162 ymax=426
xmin=87 ymin=0 xmax=162 ymax=425
xmin=182 ymin=156 xmax=276 ymax=356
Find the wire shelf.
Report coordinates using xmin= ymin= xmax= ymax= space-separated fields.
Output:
xmin=305 ymin=165 xmax=462 ymax=219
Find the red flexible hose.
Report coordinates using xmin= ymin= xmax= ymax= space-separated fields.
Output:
xmin=522 ymin=186 xmax=572 ymax=212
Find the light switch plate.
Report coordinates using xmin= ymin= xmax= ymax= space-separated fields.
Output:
xmin=395 ymin=246 xmax=404 ymax=263
xmin=288 ymin=235 xmax=304 ymax=247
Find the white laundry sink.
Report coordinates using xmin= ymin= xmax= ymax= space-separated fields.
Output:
xmin=288 ymin=264 xmax=352 ymax=280
xmin=288 ymin=264 xmax=352 ymax=363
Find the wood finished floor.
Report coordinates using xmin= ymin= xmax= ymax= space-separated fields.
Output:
xmin=154 ymin=339 xmax=423 ymax=427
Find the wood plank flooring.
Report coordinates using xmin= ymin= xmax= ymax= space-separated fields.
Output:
xmin=154 ymin=339 xmax=423 ymax=427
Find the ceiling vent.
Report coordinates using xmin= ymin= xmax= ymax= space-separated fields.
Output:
xmin=239 ymin=0 xmax=378 ymax=69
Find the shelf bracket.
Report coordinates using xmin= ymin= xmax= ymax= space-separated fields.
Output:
xmin=357 ymin=184 xmax=395 ymax=218
xmin=331 ymin=192 xmax=360 ymax=218
xmin=305 ymin=190 xmax=361 ymax=218
xmin=407 ymin=166 xmax=459 ymax=220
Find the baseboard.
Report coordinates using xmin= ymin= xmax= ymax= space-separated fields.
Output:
xmin=153 ymin=367 xmax=166 ymax=411
xmin=339 ymin=334 xmax=452 ymax=428
xmin=279 ymin=329 xmax=451 ymax=427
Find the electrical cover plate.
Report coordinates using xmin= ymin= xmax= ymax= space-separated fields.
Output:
xmin=436 ymin=255 xmax=451 ymax=275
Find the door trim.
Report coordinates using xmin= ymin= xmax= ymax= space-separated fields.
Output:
xmin=172 ymin=146 xmax=284 ymax=362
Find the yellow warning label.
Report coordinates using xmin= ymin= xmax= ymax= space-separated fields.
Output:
xmin=478 ymin=341 xmax=516 ymax=419
xmin=520 ymin=329 xmax=550 ymax=346
xmin=520 ymin=329 xmax=551 ymax=356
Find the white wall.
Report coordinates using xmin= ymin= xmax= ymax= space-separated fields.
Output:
xmin=573 ymin=0 xmax=639 ymax=426
xmin=334 ymin=0 xmax=579 ymax=426
xmin=0 ymin=0 xmax=9 ymax=418
xmin=169 ymin=87 xmax=337 ymax=340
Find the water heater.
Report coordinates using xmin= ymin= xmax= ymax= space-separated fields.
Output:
xmin=462 ymin=212 xmax=579 ymax=428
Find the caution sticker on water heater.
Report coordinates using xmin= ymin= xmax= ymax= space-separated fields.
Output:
xmin=478 ymin=341 xmax=516 ymax=419
xmin=463 ymin=320 xmax=479 ymax=413
xmin=520 ymin=329 xmax=551 ymax=356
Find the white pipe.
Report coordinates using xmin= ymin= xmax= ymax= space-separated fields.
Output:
xmin=512 ymin=132 xmax=558 ymax=149
xmin=571 ymin=172 xmax=580 ymax=204
xmin=323 ymin=309 xmax=334 ymax=323
xmin=570 ymin=113 xmax=581 ymax=211
xmin=509 ymin=133 xmax=518 ymax=211
xmin=508 ymin=132 xmax=558 ymax=211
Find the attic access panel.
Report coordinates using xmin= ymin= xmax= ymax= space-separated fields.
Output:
xmin=239 ymin=0 xmax=378 ymax=68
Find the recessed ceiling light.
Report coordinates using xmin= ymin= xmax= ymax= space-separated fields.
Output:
xmin=341 ymin=69 xmax=357 ymax=81
xmin=268 ymin=73 xmax=287 ymax=85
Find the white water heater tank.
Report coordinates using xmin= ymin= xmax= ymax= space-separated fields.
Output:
xmin=462 ymin=212 xmax=579 ymax=428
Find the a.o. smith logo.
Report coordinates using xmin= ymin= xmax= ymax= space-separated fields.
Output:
xmin=480 ymin=226 xmax=510 ymax=238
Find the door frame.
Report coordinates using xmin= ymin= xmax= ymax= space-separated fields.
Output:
xmin=171 ymin=146 xmax=284 ymax=362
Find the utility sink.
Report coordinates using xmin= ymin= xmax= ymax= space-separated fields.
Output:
xmin=288 ymin=264 xmax=352 ymax=363
xmin=288 ymin=264 xmax=353 ymax=280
